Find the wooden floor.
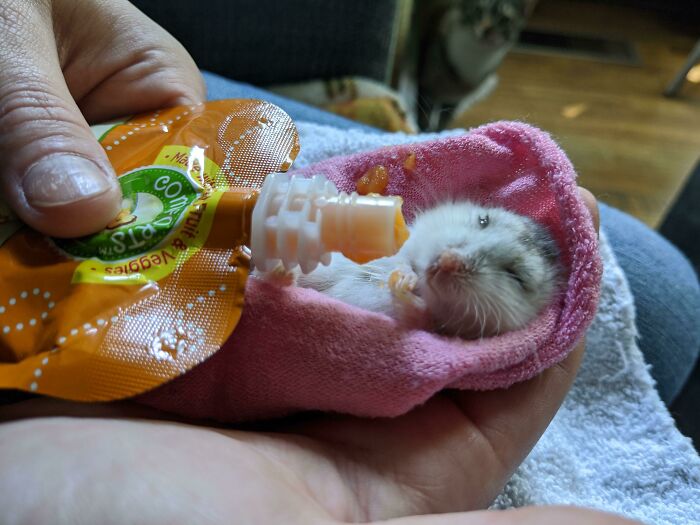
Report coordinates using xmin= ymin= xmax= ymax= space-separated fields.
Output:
xmin=450 ymin=0 xmax=700 ymax=227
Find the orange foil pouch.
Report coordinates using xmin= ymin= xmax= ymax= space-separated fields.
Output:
xmin=0 ymin=99 xmax=299 ymax=400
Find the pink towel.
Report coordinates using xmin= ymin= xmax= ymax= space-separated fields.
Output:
xmin=139 ymin=121 xmax=602 ymax=422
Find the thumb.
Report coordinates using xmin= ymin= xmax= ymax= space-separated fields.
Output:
xmin=369 ymin=506 xmax=643 ymax=525
xmin=0 ymin=0 xmax=121 ymax=238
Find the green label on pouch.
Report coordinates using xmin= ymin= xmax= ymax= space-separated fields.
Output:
xmin=56 ymin=166 xmax=199 ymax=262
xmin=52 ymin=162 xmax=224 ymax=285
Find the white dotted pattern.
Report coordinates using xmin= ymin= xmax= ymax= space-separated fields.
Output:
xmin=150 ymin=284 xmax=227 ymax=362
xmin=102 ymin=104 xmax=204 ymax=154
xmin=1 ymin=289 xmax=53 ymax=335
xmin=24 ymin=279 xmax=228 ymax=393
xmin=220 ymin=115 xmax=274 ymax=185
xmin=104 ymin=111 xmax=165 ymax=151
xmin=31 ymin=354 xmax=49 ymax=391
xmin=28 ymin=313 xmax=114 ymax=392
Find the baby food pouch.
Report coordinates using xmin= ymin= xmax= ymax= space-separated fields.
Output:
xmin=0 ymin=99 xmax=299 ymax=400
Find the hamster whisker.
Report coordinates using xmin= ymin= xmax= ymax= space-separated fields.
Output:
xmin=352 ymin=272 xmax=384 ymax=284
xmin=453 ymin=301 xmax=473 ymax=330
xmin=493 ymin=300 xmax=505 ymax=335
xmin=475 ymin=280 xmax=515 ymax=328
xmin=358 ymin=266 xmax=386 ymax=277
xmin=449 ymin=279 xmax=464 ymax=294
xmin=487 ymin=300 xmax=504 ymax=336
xmin=438 ymin=299 xmax=462 ymax=332
xmin=478 ymin=299 xmax=489 ymax=340
xmin=467 ymin=296 xmax=485 ymax=340
xmin=496 ymin=290 xmax=531 ymax=329
xmin=440 ymin=294 xmax=474 ymax=330
xmin=483 ymin=294 xmax=503 ymax=336
xmin=426 ymin=277 xmax=440 ymax=295
xmin=357 ymin=268 xmax=384 ymax=278
xmin=466 ymin=297 xmax=482 ymax=334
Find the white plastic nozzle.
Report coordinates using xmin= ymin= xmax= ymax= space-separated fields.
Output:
xmin=250 ymin=172 xmax=408 ymax=274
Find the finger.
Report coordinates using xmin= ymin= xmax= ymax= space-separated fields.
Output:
xmin=446 ymin=336 xmax=586 ymax=487
xmin=369 ymin=506 xmax=641 ymax=525
xmin=0 ymin=0 xmax=121 ymax=237
xmin=578 ymin=186 xmax=600 ymax=234
xmin=56 ymin=0 xmax=206 ymax=123
xmin=0 ymin=417 xmax=332 ymax=525
xmin=0 ymin=397 xmax=178 ymax=423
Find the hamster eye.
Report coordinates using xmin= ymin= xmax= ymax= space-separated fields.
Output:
xmin=478 ymin=215 xmax=489 ymax=228
xmin=504 ymin=266 xmax=525 ymax=288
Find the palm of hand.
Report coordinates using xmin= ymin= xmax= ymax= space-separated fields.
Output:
xmin=0 ymin=342 xmax=583 ymax=524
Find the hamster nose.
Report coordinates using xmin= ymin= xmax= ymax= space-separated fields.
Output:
xmin=435 ymin=250 xmax=472 ymax=274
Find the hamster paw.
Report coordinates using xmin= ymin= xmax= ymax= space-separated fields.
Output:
xmin=259 ymin=262 xmax=299 ymax=287
xmin=389 ymin=269 xmax=427 ymax=328
xmin=388 ymin=269 xmax=418 ymax=297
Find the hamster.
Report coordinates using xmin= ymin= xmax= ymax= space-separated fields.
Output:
xmin=258 ymin=200 xmax=563 ymax=339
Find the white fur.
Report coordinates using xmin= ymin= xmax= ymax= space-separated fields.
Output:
xmin=262 ymin=201 xmax=562 ymax=339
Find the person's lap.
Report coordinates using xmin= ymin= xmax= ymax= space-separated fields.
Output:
xmin=598 ymin=205 xmax=699 ymax=403
xmin=203 ymin=71 xmax=700 ymax=405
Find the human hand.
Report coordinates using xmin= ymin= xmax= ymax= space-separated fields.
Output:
xmin=0 ymin=0 xmax=205 ymax=237
xmin=0 ymin=189 xmax=623 ymax=524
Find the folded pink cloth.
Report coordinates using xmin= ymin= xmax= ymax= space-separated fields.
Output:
xmin=139 ymin=121 xmax=602 ymax=422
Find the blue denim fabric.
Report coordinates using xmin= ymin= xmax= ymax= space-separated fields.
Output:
xmin=203 ymin=71 xmax=380 ymax=133
xmin=204 ymin=72 xmax=700 ymax=405
xmin=599 ymin=204 xmax=700 ymax=403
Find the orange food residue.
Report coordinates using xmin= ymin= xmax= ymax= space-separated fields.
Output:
xmin=403 ymin=152 xmax=416 ymax=172
xmin=356 ymin=165 xmax=389 ymax=195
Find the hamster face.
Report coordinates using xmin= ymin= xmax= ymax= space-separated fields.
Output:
xmin=400 ymin=201 xmax=562 ymax=339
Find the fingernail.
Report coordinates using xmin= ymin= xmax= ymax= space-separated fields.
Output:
xmin=23 ymin=155 xmax=115 ymax=208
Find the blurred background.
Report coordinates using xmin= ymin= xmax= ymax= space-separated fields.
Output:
xmin=135 ymin=0 xmax=699 ymax=445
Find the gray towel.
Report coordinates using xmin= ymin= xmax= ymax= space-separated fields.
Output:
xmin=293 ymin=122 xmax=700 ymax=525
